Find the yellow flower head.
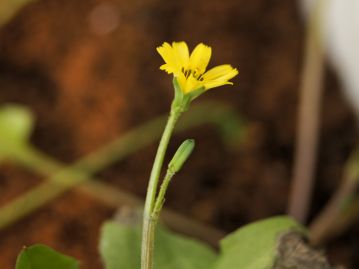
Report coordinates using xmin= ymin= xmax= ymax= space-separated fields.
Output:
xmin=157 ymin=41 xmax=238 ymax=94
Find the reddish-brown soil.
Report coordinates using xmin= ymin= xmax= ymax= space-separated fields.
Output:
xmin=0 ymin=0 xmax=358 ymax=268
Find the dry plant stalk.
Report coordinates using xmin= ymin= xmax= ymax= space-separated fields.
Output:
xmin=288 ymin=0 xmax=325 ymax=223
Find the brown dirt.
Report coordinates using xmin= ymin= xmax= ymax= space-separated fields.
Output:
xmin=0 ymin=0 xmax=358 ymax=268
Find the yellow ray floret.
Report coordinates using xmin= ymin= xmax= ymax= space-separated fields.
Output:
xmin=157 ymin=41 xmax=238 ymax=94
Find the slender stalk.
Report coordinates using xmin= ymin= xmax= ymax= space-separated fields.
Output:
xmin=288 ymin=0 xmax=325 ymax=223
xmin=322 ymin=196 xmax=359 ymax=244
xmin=141 ymin=109 xmax=181 ymax=269
xmin=152 ymin=170 xmax=175 ymax=219
xmin=309 ymin=147 xmax=359 ymax=245
xmin=309 ymin=178 xmax=356 ymax=245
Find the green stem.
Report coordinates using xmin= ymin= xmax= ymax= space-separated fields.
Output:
xmin=152 ymin=170 xmax=175 ymax=219
xmin=141 ymin=109 xmax=181 ymax=269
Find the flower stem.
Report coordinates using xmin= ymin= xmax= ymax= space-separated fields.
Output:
xmin=152 ymin=170 xmax=175 ymax=220
xmin=141 ymin=108 xmax=181 ymax=269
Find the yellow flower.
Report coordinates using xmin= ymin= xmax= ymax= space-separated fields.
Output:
xmin=157 ymin=41 xmax=238 ymax=94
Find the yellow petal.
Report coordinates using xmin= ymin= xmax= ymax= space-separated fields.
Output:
xmin=202 ymin=64 xmax=238 ymax=90
xmin=202 ymin=65 xmax=238 ymax=80
xmin=176 ymin=72 xmax=187 ymax=92
xmin=203 ymin=80 xmax=233 ymax=89
xmin=184 ymin=74 xmax=203 ymax=93
xmin=172 ymin=42 xmax=189 ymax=70
xmin=159 ymin=64 xmax=176 ymax=74
xmin=188 ymin=43 xmax=212 ymax=75
xmin=157 ymin=42 xmax=180 ymax=74
xmin=175 ymin=73 xmax=203 ymax=94
xmin=157 ymin=43 xmax=174 ymax=65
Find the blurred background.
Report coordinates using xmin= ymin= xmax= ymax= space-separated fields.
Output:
xmin=0 ymin=0 xmax=358 ymax=268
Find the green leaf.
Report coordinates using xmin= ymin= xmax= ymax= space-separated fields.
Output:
xmin=215 ymin=216 xmax=306 ymax=269
xmin=100 ymin=221 xmax=217 ymax=269
xmin=15 ymin=244 xmax=79 ymax=269
xmin=0 ymin=104 xmax=34 ymax=158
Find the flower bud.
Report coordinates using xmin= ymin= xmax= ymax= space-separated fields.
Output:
xmin=168 ymin=139 xmax=195 ymax=174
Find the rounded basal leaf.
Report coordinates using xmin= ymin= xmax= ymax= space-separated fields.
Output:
xmin=100 ymin=221 xmax=217 ymax=269
xmin=0 ymin=104 xmax=34 ymax=157
xmin=215 ymin=216 xmax=306 ymax=269
xmin=15 ymin=244 xmax=79 ymax=269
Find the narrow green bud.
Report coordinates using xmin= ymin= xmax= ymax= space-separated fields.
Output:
xmin=168 ymin=139 xmax=195 ymax=174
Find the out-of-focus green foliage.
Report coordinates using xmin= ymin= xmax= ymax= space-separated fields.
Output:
xmin=100 ymin=216 xmax=305 ymax=269
xmin=218 ymin=112 xmax=245 ymax=150
xmin=100 ymin=220 xmax=217 ymax=269
xmin=0 ymin=104 xmax=34 ymax=159
xmin=0 ymin=0 xmax=35 ymax=27
xmin=214 ymin=216 xmax=306 ymax=269
xmin=15 ymin=244 xmax=79 ymax=269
